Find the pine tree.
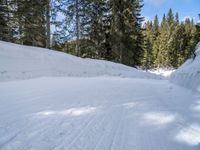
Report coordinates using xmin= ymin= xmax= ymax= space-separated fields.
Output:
xmin=93 ymin=0 xmax=112 ymax=60
xmin=0 ymin=0 xmax=9 ymax=41
xmin=88 ymin=0 xmax=109 ymax=58
xmin=194 ymin=15 xmax=200 ymax=56
xmin=46 ymin=0 xmax=51 ymax=49
xmin=153 ymin=14 xmax=167 ymax=67
xmin=153 ymin=9 xmax=178 ymax=68
xmin=1 ymin=1 xmax=194 ymax=68
xmin=101 ymin=0 xmax=112 ymax=60
xmin=15 ymin=0 xmax=47 ymax=47
xmin=170 ymin=13 xmax=182 ymax=68
xmin=132 ymin=0 xmax=144 ymax=67
xmin=153 ymin=15 xmax=159 ymax=38
xmin=142 ymin=21 xmax=154 ymax=69
xmin=0 ymin=0 xmax=17 ymax=42
xmin=111 ymin=0 xmax=144 ymax=66
xmin=61 ymin=0 xmax=92 ymax=56
xmin=183 ymin=18 xmax=196 ymax=59
xmin=176 ymin=23 xmax=187 ymax=66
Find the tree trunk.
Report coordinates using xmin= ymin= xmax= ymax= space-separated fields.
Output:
xmin=46 ymin=0 xmax=51 ymax=49
xmin=75 ymin=0 xmax=80 ymax=56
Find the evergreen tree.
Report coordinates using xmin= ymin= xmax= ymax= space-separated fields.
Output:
xmin=153 ymin=14 xmax=168 ymax=67
xmin=14 ymin=0 xmax=48 ymax=47
xmin=88 ymin=0 xmax=110 ymax=58
xmin=0 ymin=0 xmax=17 ymax=42
xmin=111 ymin=0 xmax=144 ymax=66
xmin=46 ymin=0 xmax=51 ymax=48
xmin=153 ymin=15 xmax=159 ymax=38
xmin=142 ymin=21 xmax=154 ymax=69
xmin=183 ymin=18 xmax=196 ymax=59
xmin=0 ymin=0 xmax=9 ymax=41
xmin=1 ymin=1 xmax=200 ymax=69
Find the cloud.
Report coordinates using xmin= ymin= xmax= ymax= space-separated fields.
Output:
xmin=144 ymin=0 xmax=167 ymax=6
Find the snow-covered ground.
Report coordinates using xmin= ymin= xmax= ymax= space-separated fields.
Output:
xmin=170 ymin=43 xmax=200 ymax=92
xmin=0 ymin=41 xmax=161 ymax=81
xmin=1 ymin=41 xmax=200 ymax=150
xmin=1 ymin=77 xmax=200 ymax=150
xmin=149 ymin=68 xmax=175 ymax=78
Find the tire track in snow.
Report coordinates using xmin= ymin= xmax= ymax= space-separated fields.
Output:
xmin=52 ymin=113 xmax=100 ymax=150
xmin=109 ymin=109 xmax=125 ymax=150
xmin=0 ymin=131 xmax=21 ymax=149
xmin=91 ymin=106 xmax=125 ymax=150
xmin=65 ymin=113 xmax=107 ymax=150
xmin=80 ymin=113 xmax=110 ymax=150
xmin=88 ymin=109 xmax=117 ymax=150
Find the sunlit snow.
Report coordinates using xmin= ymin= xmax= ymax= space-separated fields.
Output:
xmin=1 ymin=41 xmax=200 ymax=150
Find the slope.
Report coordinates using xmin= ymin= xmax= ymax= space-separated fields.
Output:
xmin=0 ymin=41 xmax=161 ymax=81
xmin=170 ymin=42 xmax=200 ymax=92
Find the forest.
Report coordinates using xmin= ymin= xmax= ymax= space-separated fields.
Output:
xmin=0 ymin=0 xmax=200 ymax=69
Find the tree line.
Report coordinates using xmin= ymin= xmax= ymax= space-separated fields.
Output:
xmin=142 ymin=9 xmax=200 ymax=69
xmin=0 ymin=0 xmax=51 ymax=47
xmin=0 ymin=0 xmax=200 ymax=69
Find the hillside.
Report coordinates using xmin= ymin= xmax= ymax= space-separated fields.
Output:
xmin=0 ymin=41 xmax=161 ymax=81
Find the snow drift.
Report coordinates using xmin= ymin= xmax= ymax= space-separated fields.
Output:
xmin=170 ymin=42 xmax=200 ymax=92
xmin=0 ymin=41 xmax=160 ymax=81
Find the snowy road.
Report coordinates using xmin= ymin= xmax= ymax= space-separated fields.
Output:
xmin=1 ymin=77 xmax=200 ymax=150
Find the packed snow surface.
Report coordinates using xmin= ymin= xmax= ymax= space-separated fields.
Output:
xmin=1 ymin=77 xmax=200 ymax=150
xmin=171 ymin=42 xmax=200 ymax=92
xmin=1 ymin=41 xmax=200 ymax=150
xmin=0 ymin=41 xmax=161 ymax=81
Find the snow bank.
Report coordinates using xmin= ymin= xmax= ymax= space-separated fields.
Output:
xmin=0 ymin=41 xmax=161 ymax=81
xmin=148 ymin=68 xmax=175 ymax=78
xmin=170 ymin=42 xmax=200 ymax=92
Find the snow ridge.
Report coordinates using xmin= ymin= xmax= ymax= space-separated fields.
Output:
xmin=170 ymin=42 xmax=200 ymax=92
xmin=0 ymin=41 xmax=161 ymax=81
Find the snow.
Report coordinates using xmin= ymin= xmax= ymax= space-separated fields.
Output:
xmin=170 ymin=42 xmax=200 ymax=92
xmin=176 ymin=124 xmax=200 ymax=146
xmin=1 ymin=77 xmax=200 ymax=150
xmin=37 ymin=107 xmax=97 ymax=117
xmin=0 ymin=40 xmax=161 ymax=81
xmin=149 ymin=68 xmax=175 ymax=78
xmin=143 ymin=111 xmax=176 ymax=125
xmin=1 ymin=41 xmax=200 ymax=150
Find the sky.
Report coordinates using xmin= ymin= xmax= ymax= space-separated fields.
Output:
xmin=142 ymin=0 xmax=200 ymax=23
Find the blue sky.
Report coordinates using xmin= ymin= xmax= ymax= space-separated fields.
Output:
xmin=142 ymin=0 xmax=200 ymax=23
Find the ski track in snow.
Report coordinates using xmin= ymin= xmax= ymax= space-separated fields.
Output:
xmin=1 ymin=77 xmax=200 ymax=150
